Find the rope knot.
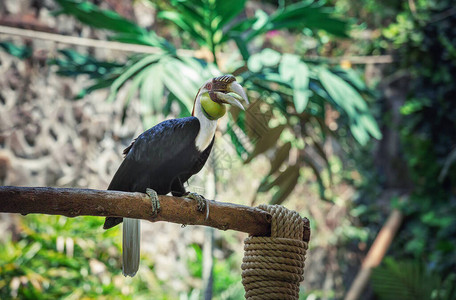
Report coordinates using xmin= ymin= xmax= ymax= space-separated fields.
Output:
xmin=242 ymin=205 xmax=309 ymax=300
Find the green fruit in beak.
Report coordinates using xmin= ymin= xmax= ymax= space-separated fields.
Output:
xmin=200 ymin=93 xmax=226 ymax=120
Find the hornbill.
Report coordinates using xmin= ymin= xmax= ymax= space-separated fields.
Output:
xmin=103 ymin=75 xmax=248 ymax=277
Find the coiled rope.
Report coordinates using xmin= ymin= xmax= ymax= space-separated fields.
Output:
xmin=242 ymin=205 xmax=310 ymax=299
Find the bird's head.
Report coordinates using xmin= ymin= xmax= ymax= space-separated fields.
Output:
xmin=193 ymin=75 xmax=249 ymax=120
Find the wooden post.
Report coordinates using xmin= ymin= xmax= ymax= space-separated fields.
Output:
xmin=344 ymin=209 xmax=403 ymax=300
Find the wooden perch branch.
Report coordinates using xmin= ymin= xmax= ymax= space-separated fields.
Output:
xmin=0 ymin=186 xmax=310 ymax=240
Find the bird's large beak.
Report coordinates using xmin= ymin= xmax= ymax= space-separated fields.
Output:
xmin=211 ymin=76 xmax=249 ymax=111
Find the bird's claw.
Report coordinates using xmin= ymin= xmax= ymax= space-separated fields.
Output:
xmin=185 ymin=192 xmax=209 ymax=218
xmin=146 ymin=188 xmax=160 ymax=217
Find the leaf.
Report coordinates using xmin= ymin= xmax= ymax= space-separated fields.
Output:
xmin=350 ymin=121 xmax=370 ymax=146
xmin=258 ymin=164 xmax=298 ymax=192
xmin=125 ymin=67 xmax=150 ymax=105
xmin=54 ymin=0 xmax=144 ymax=35
xmin=162 ymin=58 xmax=202 ymax=112
xmin=232 ymin=35 xmax=250 ymax=60
xmin=158 ymin=11 xmax=206 ymax=46
xmin=51 ymin=49 xmax=123 ymax=80
xmin=245 ymin=125 xmax=286 ymax=163
xmin=269 ymin=142 xmax=292 ymax=175
xmin=318 ymin=67 xmax=358 ymax=117
xmin=264 ymin=73 xmax=292 ymax=86
xmin=121 ymin=68 xmax=150 ymax=123
xmin=279 ymin=54 xmax=300 ymax=82
xmin=335 ymin=67 xmax=367 ymax=91
xmin=140 ymin=64 xmax=164 ymax=113
xmin=0 ymin=41 xmax=32 ymax=59
xmin=270 ymin=165 xmax=300 ymax=205
xmin=371 ymin=258 xmax=440 ymax=300
xmin=247 ymin=52 xmax=264 ymax=72
xmin=302 ymin=155 xmax=326 ymax=199
xmin=224 ymin=18 xmax=257 ymax=40
xmin=311 ymin=140 xmax=332 ymax=185
xmin=77 ymin=78 xmax=115 ymax=99
xmin=54 ymin=0 xmax=172 ymax=50
xmin=107 ymin=54 xmax=161 ymax=102
xmin=243 ymin=9 xmax=270 ymax=41
xmin=226 ymin=122 xmax=249 ymax=158
xmin=260 ymin=49 xmax=282 ymax=67
xmin=358 ymin=113 xmax=382 ymax=140
xmin=269 ymin=3 xmax=349 ymax=38
xmin=243 ymin=2 xmax=349 ymax=41
xmin=175 ymin=2 xmax=204 ymax=24
xmin=318 ymin=67 xmax=382 ymax=144
xmin=293 ymin=61 xmax=310 ymax=113
xmin=229 ymin=107 xmax=246 ymax=132
xmin=270 ymin=1 xmax=314 ymax=22
xmin=244 ymin=100 xmax=271 ymax=140
xmin=257 ymin=164 xmax=300 ymax=205
xmin=252 ymin=9 xmax=270 ymax=31
xmin=214 ymin=0 xmax=247 ymax=29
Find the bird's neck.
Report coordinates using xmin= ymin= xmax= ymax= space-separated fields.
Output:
xmin=193 ymin=101 xmax=217 ymax=151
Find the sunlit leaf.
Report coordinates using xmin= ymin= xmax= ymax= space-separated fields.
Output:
xmin=350 ymin=121 xmax=369 ymax=145
xmin=162 ymin=58 xmax=202 ymax=112
xmin=293 ymin=61 xmax=310 ymax=113
xmin=318 ymin=67 xmax=357 ymax=116
xmin=318 ymin=67 xmax=382 ymax=144
xmin=107 ymin=54 xmax=161 ymax=102
xmin=140 ymin=64 xmax=164 ymax=113
xmin=252 ymin=10 xmax=270 ymax=32
xmin=247 ymin=52 xmax=263 ymax=72
xmin=358 ymin=113 xmax=382 ymax=140
xmin=335 ymin=67 xmax=367 ymax=91
xmin=279 ymin=54 xmax=300 ymax=82
xmin=260 ymin=49 xmax=281 ymax=67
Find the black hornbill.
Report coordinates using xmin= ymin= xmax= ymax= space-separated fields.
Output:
xmin=103 ymin=75 xmax=249 ymax=277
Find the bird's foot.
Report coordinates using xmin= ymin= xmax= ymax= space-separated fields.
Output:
xmin=185 ymin=192 xmax=209 ymax=219
xmin=146 ymin=188 xmax=160 ymax=217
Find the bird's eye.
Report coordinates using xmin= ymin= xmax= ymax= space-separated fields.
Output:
xmin=205 ymin=82 xmax=212 ymax=90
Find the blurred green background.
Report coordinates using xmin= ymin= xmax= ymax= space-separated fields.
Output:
xmin=0 ymin=0 xmax=455 ymax=299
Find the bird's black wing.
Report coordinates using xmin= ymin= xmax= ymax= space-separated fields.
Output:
xmin=104 ymin=117 xmax=201 ymax=229
xmin=107 ymin=116 xmax=201 ymax=192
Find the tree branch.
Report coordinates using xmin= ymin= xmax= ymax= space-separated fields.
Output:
xmin=0 ymin=186 xmax=310 ymax=240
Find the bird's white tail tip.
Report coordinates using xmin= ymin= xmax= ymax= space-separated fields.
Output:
xmin=122 ymin=218 xmax=140 ymax=277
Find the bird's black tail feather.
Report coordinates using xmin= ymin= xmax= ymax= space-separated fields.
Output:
xmin=103 ymin=217 xmax=123 ymax=229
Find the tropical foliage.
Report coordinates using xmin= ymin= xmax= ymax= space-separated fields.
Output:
xmin=387 ymin=0 xmax=456 ymax=279
xmin=6 ymin=0 xmax=440 ymax=298
xmin=371 ymin=258 xmax=456 ymax=300
xmin=0 ymin=215 xmax=242 ymax=299
xmin=43 ymin=0 xmax=381 ymax=205
xmin=334 ymin=0 xmax=456 ymax=297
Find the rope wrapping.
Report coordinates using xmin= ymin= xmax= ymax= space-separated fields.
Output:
xmin=242 ymin=205 xmax=309 ymax=299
